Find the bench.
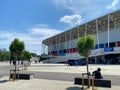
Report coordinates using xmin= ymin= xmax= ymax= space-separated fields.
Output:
xmin=10 ymin=73 xmax=34 ymax=80
xmin=74 ymin=77 xmax=111 ymax=88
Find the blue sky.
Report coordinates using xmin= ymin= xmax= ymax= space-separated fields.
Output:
xmin=0 ymin=0 xmax=120 ymax=55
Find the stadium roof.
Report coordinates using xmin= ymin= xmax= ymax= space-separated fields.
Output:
xmin=43 ymin=9 xmax=120 ymax=46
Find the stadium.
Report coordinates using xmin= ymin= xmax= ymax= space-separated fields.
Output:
xmin=42 ymin=9 xmax=120 ymax=64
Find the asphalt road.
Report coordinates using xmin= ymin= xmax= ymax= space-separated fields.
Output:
xmin=0 ymin=65 xmax=10 ymax=78
xmin=0 ymin=65 xmax=120 ymax=86
xmin=22 ymin=71 xmax=120 ymax=86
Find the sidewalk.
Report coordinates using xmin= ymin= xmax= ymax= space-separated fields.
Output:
xmin=0 ymin=76 xmax=120 ymax=90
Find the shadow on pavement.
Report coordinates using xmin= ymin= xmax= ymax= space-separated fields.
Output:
xmin=0 ymin=80 xmax=8 ymax=83
xmin=66 ymin=86 xmax=84 ymax=90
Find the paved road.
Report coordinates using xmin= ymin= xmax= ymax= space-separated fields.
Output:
xmin=0 ymin=65 xmax=120 ymax=86
xmin=22 ymin=71 xmax=120 ymax=86
xmin=0 ymin=65 xmax=10 ymax=77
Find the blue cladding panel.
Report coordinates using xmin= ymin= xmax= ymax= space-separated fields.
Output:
xmin=56 ymin=50 xmax=65 ymax=56
xmin=95 ymin=44 xmax=98 ymax=49
xmin=99 ymin=44 xmax=104 ymax=48
xmin=104 ymin=48 xmax=114 ymax=52
xmin=59 ymin=53 xmax=65 ymax=56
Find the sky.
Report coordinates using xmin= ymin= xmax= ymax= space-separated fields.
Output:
xmin=0 ymin=0 xmax=120 ymax=55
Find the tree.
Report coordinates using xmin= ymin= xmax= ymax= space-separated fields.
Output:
xmin=31 ymin=52 xmax=37 ymax=57
xmin=9 ymin=38 xmax=25 ymax=80
xmin=0 ymin=49 xmax=10 ymax=61
xmin=23 ymin=50 xmax=32 ymax=61
xmin=77 ymin=34 xmax=95 ymax=88
xmin=21 ymin=50 xmax=32 ymax=69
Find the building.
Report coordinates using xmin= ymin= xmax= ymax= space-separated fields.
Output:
xmin=42 ymin=9 xmax=120 ymax=64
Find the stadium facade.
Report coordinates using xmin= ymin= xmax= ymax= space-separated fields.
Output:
xmin=42 ymin=9 xmax=120 ymax=64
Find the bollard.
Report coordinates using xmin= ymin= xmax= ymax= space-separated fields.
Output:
xmin=12 ymin=70 xmax=15 ymax=81
xmin=88 ymin=73 xmax=90 ymax=88
xmin=9 ymin=70 xmax=11 ymax=81
xmin=81 ymin=73 xmax=84 ymax=89
xmin=92 ymin=74 xmax=94 ymax=90
xmin=18 ymin=69 xmax=20 ymax=80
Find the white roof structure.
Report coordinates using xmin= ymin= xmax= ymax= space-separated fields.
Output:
xmin=43 ymin=9 xmax=120 ymax=46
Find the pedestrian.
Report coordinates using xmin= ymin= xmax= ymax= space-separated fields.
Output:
xmin=10 ymin=60 xmax=12 ymax=65
xmin=92 ymin=68 xmax=103 ymax=79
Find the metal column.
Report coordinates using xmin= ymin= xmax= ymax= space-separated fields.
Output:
xmin=108 ymin=15 xmax=110 ymax=48
xmin=96 ymin=19 xmax=99 ymax=49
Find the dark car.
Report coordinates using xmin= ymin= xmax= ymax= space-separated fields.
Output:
xmin=68 ymin=59 xmax=86 ymax=66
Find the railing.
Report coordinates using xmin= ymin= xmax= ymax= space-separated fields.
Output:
xmin=9 ymin=69 xmax=20 ymax=81
xmin=81 ymin=73 xmax=94 ymax=90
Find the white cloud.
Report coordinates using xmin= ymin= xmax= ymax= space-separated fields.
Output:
xmin=60 ymin=14 xmax=82 ymax=26
xmin=0 ymin=31 xmax=38 ymax=45
xmin=29 ymin=27 xmax=62 ymax=38
xmin=53 ymin=0 xmax=103 ymax=25
xmin=106 ymin=0 xmax=119 ymax=9
xmin=32 ymin=24 xmax=48 ymax=28
xmin=52 ymin=0 xmax=92 ymax=14
xmin=53 ymin=0 xmax=120 ymax=24
xmin=0 ymin=25 xmax=62 ymax=54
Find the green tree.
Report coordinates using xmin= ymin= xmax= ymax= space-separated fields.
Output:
xmin=0 ymin=49 xmax=10 ymax=61
xmin=77 ymin=34 xmax=95 ymax=88
xmin=9 ymin=38 xmax=25 ymax=79
xmin=23 ymin=50 xmax=32 ymax=61
xmin=31 ymin=53 xmax=37 ymax=57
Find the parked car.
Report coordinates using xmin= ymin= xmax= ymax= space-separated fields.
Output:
xmin=68 ymin=59 xmax=86 ymax=66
